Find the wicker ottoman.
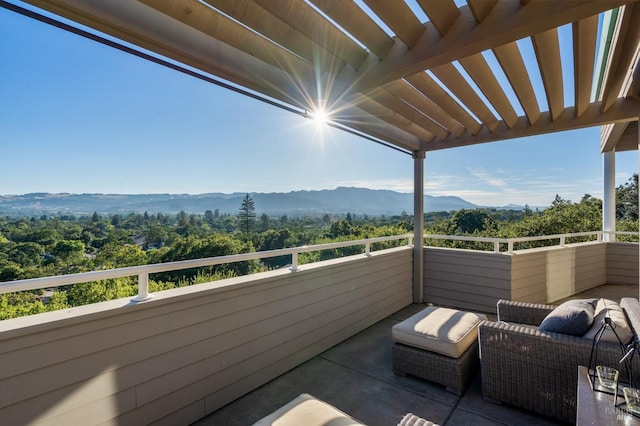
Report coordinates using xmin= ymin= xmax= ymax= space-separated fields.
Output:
xmin=392 ymin=306 xmax=486 ymax=395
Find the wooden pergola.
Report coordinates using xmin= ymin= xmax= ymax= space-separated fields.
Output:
xmin=4 ymin=0 xmax=640 ymax=299
xmin=9 ymin=0 xmax=639 ymax=153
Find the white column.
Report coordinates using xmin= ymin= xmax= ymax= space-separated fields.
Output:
xmin=603 ymin=150 xmax=616 ymax=242
xmin=413 ymin=150 xmax=425 ymax=303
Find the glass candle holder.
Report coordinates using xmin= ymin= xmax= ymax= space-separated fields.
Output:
xmin=624 ymin=387 xmax=640 ymax=415
xmin=596 ymin=365 xmax=619 ymax=391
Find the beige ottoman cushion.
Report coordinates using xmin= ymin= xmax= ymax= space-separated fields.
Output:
xmin=392 ymin=306 xmax=486 ymax=358
xmin=253 ymin=393 xmax=363 ymax=426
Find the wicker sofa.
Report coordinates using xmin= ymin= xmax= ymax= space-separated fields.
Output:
xmin=478 ymin=298 xmax=640 ymax=424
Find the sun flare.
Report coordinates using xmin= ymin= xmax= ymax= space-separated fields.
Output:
xmin=311 ymin=108 xmax=330 ymax=127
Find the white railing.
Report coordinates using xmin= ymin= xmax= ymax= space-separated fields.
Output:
xmin=424 ymin=230 xmax=638 ymax=254
xmin=1 ymin=230 xmax=637 ymax=303
xmin=0 ymin=234 xmax=414 ymax=301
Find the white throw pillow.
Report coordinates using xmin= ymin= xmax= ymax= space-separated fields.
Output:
xmin=583 ymin=298 xmax=633 ymax=344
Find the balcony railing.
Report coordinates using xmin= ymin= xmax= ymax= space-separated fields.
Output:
xmin=0 ymin=231 xmax=637 ymax=304
xmin=0 ymin=234 xmax=414 ymax=302
xmin=426 ymin=230 xmax=639 ymax=253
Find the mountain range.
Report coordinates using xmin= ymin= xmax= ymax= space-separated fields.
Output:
xmin=0 ymin=188 xmax=484 ymax=216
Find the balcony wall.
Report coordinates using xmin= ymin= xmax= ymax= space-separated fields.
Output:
xmin=423 ymin=247 xmax=511 ymax=313
xmin=606 ymin=241 xmax=639 ymax=285
xmin=0 ymin=247 xmax=412 ymax=426
xmin=424 ymin=242 xmax=638 ymax=313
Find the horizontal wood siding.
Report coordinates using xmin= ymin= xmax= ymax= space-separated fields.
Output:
xmin=423 ymin=247 xmax=511 ymax=313
xmin=0 ymin=248 xmax=412 ymax=426
xmin=606 ymin=242 xmax=639 ymax=284
xmin=510 ymin=242 xmax=606 ymax=304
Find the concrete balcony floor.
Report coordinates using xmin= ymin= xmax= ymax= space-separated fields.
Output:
xmin=193 ymin=285 xmax=638 ymax=425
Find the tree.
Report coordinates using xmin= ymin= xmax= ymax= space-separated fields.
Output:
xmin=204 ymin=209 xmax=215 ymax=224
xmin=617 ymin=174 xmax=638 ymax=221
xmin=96 ymin=242 xmax=147 ymax=268
xmin=51 ymin=240 xmax=85 ymax=261
xmin=259 ymin=213 xmax=270 ymax=232
xmin=238 ymin=194 xmax=256 ymax=233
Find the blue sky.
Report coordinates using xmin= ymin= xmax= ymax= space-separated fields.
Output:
xmin=0 ymin=3 xmax=637 ymax=207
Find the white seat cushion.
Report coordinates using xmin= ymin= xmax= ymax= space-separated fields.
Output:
xmin=392 ymin=306 xmax=486 ymax=358
xmin=252 ymin=393 xmax=363 ymax=426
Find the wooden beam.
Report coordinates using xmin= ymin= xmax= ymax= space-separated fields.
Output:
xmin=203 ymin=0 xmax=343 ymax=71
xmin=467 ymin=0 xmax=497 ymax=23
xmin=532 ymin=28 xmax=564 ymax=120
xmin=611 ymin=121 xmax=639 ymax=151
xmin=601 ymin=3 xmax=640 ymax=112
xmin=254 ymin=0 xmax=367 ymax=70
xmin=425 ymin=98 xmax=640 ymax=151
xmin=307 ymin=0 xmax=394 ymax=59
xmin=362 ymin=0 xmax=425 ymax=49
xmin=459 ymin=53 xmax=519 ymax=128
xmin=23 ymin=0 xmax=318 ymax=112
xmin=139 ymin=0 xmax=312 ymax=77
xmin=405 ymin=72 xmax=482 ymax=135
xmin=364 ymin=88 xmax=450 ymax=140
xmin=344 ymin=95 xmax=434 ymax=145
xmin=384 ymin=79 xmax=465 ymax=137
xmin=353 ymin=0 xmax=635 ymax=92
xmin=600 ymin=122 xmax=629 ymax=152
xmin=415 ymin=0 xmax=460 ymax=36
xmin=431 ymin=63 xmax=500 ymax=131
xmin=493 ymin=41 xmax=541 ymax=125
xmin=573 ymin=16 xmax=598 ymax=117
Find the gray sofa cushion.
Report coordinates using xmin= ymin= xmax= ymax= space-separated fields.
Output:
xmin=538 ymin=299 xmax=596 ymax=336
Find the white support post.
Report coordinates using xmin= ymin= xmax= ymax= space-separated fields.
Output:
xmin=603 ymin=150 xmax=616 ymax=242
xmin=413 ymin=150 xmax=425 ymax=303
xmin=132 ymin=272 xmax=154 ymax=302
xmin=290 ymin=252 xmax=299 ymax=272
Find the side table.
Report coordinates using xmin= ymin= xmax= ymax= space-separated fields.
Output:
xmin=577 ymin=365 xmax=640 ymax=425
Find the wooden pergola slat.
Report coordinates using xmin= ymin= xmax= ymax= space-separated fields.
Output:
xmin=362 ymin=0 xmax=425 ymax=49
xmin=139 ymin=0 xmax=311 ymax=77
xmin=493 ymin=41 xmax=541 ymax=125
xmin=416 ymin=0 xmax=460 ymax=37
xmin=254 ymin=0 xmax=367 ymax=70
xmin=384 ymin=80 xmax=465 ymax=137
xmin=532 ymin=28 xmax=564 ymax=121
xmin=307 ymin=0 xmax=394 ymax=60
xmin=467 ymin=0 xmax=497 ymax=23
xmin=365 ymin=88 xmax=449 ymax=140
xmin=431 ymin=63 xmax=500 ymax=132
xmin=203 ymin=0 xmax=343 ymax=71
xmin=405 ymin=72 xmax=483 ymax=135
xmin=459 ymin=53 xmax=520 ymax=128
xmin=573 ymin=16 xmax=598 ymax=117
xmin=348 ymin=95 xmax=434 ymax=145
xmin=600 ymin=3 xmax=640 ymax=112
